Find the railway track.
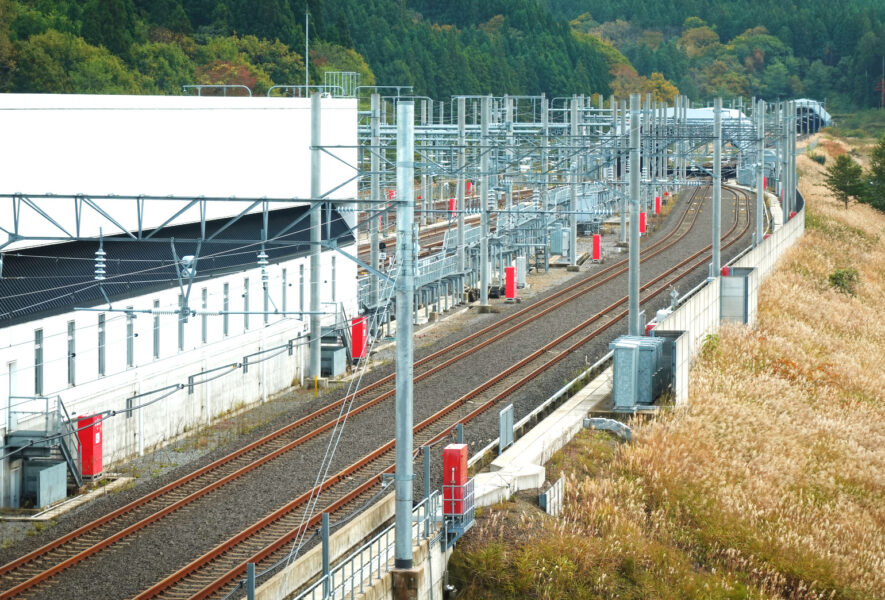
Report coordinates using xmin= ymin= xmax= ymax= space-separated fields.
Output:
xmin=135 ymin=184 xmax=752 ymax=599
xmin=0 ymin=185 xmax=751 ymax=600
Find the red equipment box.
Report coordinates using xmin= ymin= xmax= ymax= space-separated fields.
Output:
xmin=592 ymin=234 xmax=601 ymax=261
xmin=351 ymin=317 xmax=367 ymax=360
xmin=640 ymin=211 xmax=647 ymax=234
xmin=505 ymin=266 xmax=516 ymax=299
xmin=443 ymin=443 xmax=469 ymax=515
xmin=77 ymin=414 xmax=103 ymax=477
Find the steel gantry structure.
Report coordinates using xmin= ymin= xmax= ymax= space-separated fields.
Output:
xmin=355 ymin=91 xmax=799 ymax=321
xmin=0 ymin=86 xmax=799 ymax=578
xmin=0 ymin=91 xmax=799 ymax=381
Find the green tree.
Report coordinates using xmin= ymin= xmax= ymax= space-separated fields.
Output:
xmin=824 ymin=154 xmax=865 ymax=209
xmin=131 ymin=41 xmax=194 ymax=94
xmin=12 ymin=29 xmax=143 ymax=93
xmin=81 ymin=0 xmax=139 ymax=59
xmin=863 ymin=134 xmax=885 ymax=211
xmin=803 ymin=60 xmax=832 ymax=99
xmin=233 ymin=35 xmax=304 ymax=88
xmin=309 ymin=40 xmax=375 ymax=87
xmin=0 ymin=0 xmax=14 ymax=91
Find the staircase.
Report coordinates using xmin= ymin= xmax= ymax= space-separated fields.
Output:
xmin=5 ymin=395 xmax=83 ymax=496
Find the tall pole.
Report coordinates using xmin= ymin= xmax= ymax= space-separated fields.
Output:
xmin=457 ymin=97 xmax=466 ymax=272
xmin=629 ymin=94 xmax=641 ymax=336
xmin=304 ymin=10 xmax=309 ymax=91
xmin=619 ymin=99 xmax=627 ymax=244
xmin=309 ymin=93 xmax=322 ymax=379
xmin=713 ymin=97 xmax=722 ymax=274
xmin=505 ymin=96 xmax=514 ymax=232
xmin=541 ymin=95 xmax=549 ymax=226
xmin=610 ymin=94 xmax=617 ymax=186
xmin=370 ymin=94 xmax=381 ymax=308
xmin=756 ymin=99 xmax=766 ymax=245
xmin=394 ymin=100 xmax=415 ymax=570
xmin=790 ymin=101 xmax=797 ymax=214
xmin=569 ymin=96 xmax=579 ymax=266
xmin=421 ymin=100 xmax=429 ymax=228
xmin=479 ymin=96 xmax=490 ymax=307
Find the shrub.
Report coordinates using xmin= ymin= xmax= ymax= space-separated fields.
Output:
xmin=828 ymin=267 xmax=859 ymax=295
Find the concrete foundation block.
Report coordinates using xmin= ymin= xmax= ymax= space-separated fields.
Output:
xmin=391 ymin=568 xmax=421 ymax=600
xmin=474 ymin=463 xmax=545 ymax=508
xmin=302 ymin=377 xmax=329 ymax=390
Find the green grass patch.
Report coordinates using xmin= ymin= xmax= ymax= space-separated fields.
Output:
xmin=806 ymin=210 xmax=880 ymax=249
xmin=826 ymin=109 xmax=885 ymax=139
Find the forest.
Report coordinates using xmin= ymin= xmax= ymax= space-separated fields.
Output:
xmin=0 ymin=0 xmax=883 ymax=110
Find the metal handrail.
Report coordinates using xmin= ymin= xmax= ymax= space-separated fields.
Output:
xmin=293 ymin=491 xmax=441 ymax=600
xmin=181 ymin=84 xmax=252 ymax=97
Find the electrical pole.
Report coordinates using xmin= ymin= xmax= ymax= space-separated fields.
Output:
xmin=394 ymin=100 xmax=415 ymax=570
xmin=629 ymin=93 xmax=641 ymax=336
xmin=756 ymin=99 xmax=766 ymax=245
xmin=309 ymin=93 xmax=322 ymax=380
xmin=479 ymin=96 xmax=490 ymax=308
xmin=713 ymin=97 xmax=722 ymax=274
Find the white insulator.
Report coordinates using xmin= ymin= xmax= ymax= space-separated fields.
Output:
xmin=258 ymin=250 xmax=269 ymax=285
xmin=94 ymin=248 xmax=106 ymax=281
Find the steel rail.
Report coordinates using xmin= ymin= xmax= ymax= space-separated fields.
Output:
xmin=0 ymin=188 xmax=702 ymax=598
xmin=143 ymin=185 xmax=751 ymax=599
xmin=0 ymin=185 xmax=728 ymax=599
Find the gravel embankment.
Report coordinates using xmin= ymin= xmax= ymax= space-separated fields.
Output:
xmin=0 ymin=186 xmax=753 ymax=599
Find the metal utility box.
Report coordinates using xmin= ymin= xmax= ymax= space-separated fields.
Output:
xmin=443 ymin=444 xmax=468 ymax=485
xmin=443 ymin=444 xmax=469 ymax=516
xmin=4 ymin=458 xmax=22 ymax=509
xmin=321 ymin=345 xmax=347 ymax=377
xmin=610 ymin=335 xmax=666 ymax=409
xmin=721 ymin=267 xmax=756 ymax=324
xmin=635 ymin=337 xmax=665 ymax=404
xmin=351 ymin=317 xmax=367 ymax=362
xmin=22 ymin=460 xmax=66 ymax=508
xmin=650 ymin=330 xmax=687 ymax=405
xmin=550 ymin=223 xmax=563 ymax=255
xmin=77 ymin=414 xmax=103 ymax=478
xmin=611 ymin=337 xmax=641 ymax=409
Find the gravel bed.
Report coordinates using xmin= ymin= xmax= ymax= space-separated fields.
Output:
xmin=0 ymin=186 xmax=753 ymax=599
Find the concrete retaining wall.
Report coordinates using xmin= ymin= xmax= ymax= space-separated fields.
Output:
xmin=657 ymin=191 xmax=806 ymax=403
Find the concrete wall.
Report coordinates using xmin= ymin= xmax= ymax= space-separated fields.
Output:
xmin=354 ymin=536 xmax=449 ymax=600
xmin=656 ymin=191 xmax=806 ymax=403
xmin=254 ymin=494 xmax=396 ymax=600
xmin=656 ymin=276 xmax=721 ymax=405
xmin=1 ymin=248 xmax=357 ymax=468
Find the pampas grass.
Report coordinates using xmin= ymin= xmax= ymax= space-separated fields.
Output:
xmin=450 ymin=134 xmax=885 ymax=599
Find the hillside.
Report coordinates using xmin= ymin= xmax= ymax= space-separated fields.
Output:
xmin=2 ymin=0 xmax=881 ymax=108
xmin=547 ymin=0 xmax=885 ymax=110
xmin=0 ymin=0 xmax=621 ymax=98
xmin=448 ymin=136 xmax=885 ymax=598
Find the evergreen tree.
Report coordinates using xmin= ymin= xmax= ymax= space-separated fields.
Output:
xmin=863 ymin=135 xmax=885 ymax=211
xmin=0 ymin=0 xmax=14 ymax=91
xmin=12 ymin=29 xmax=143 ymax=93
xmin=824 ymin=154 xmax=865 ymax=209
xmin=81 ymin=0 xmax=139 ymax=59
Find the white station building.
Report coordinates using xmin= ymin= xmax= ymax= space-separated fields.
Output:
xmin=0 ymin=93 xmax=359 ymax=508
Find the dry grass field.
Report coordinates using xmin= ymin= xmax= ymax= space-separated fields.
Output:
xmin=449 ymin=135 xmax=885 ymax=600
